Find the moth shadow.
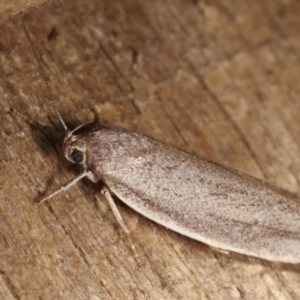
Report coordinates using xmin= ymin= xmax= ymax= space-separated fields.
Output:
xmin=211 ymin=248 xmax=300 ymax=271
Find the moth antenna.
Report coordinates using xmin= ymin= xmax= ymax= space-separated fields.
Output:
xmin=70 ymin=121 xmax=95 ymax=135
xmin=20 ymin=18 xmax=69 ymax=132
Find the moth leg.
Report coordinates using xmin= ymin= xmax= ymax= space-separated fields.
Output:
xmin=39 ymin=171 xmax=88 ymax=203
xmin=100 ymin=187 xmax=141 ymax=266
xmin=101 ymin=187 xmax=130 ymax=235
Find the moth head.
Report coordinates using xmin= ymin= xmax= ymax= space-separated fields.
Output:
xmin=63 ymin=132 xmax=88 ymax=166
xmin=62 ymin=121 xmax=94 ymax=166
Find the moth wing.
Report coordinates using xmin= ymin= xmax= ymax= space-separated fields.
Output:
xmin=93 ymin=130 xmax=300 ymax=263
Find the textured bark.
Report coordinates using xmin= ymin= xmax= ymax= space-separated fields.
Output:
xmin=1 ymin=0 xmax=300 ymax=299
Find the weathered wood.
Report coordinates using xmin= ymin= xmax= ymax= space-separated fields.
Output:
xmin=1 ymin=0 xmax=300 ymax=299
xmin=0 ymin=0 xmax=45 ymax=23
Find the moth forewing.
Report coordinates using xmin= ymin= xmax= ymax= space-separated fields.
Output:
xmin=76 ymin=126 xmax=300 ymax=264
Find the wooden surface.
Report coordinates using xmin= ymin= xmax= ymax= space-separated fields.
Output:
xmin=1 ymin=0 xmax=300 ymax=299
xmin=0 ymin=0 xmax=45 ymax=23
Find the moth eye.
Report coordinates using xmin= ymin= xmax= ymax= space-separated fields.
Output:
xmin=70 ymin=149 xmax=83 ymax=163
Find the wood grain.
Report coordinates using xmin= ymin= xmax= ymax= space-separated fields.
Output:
xmin=1 ymin=0 xmax=300 ymax=299
xmin=0 ymin=0 xmax=45 ymax=23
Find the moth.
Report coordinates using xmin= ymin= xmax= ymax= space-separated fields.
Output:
xmin=22 ymin=20 xmax=300 ymax=264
